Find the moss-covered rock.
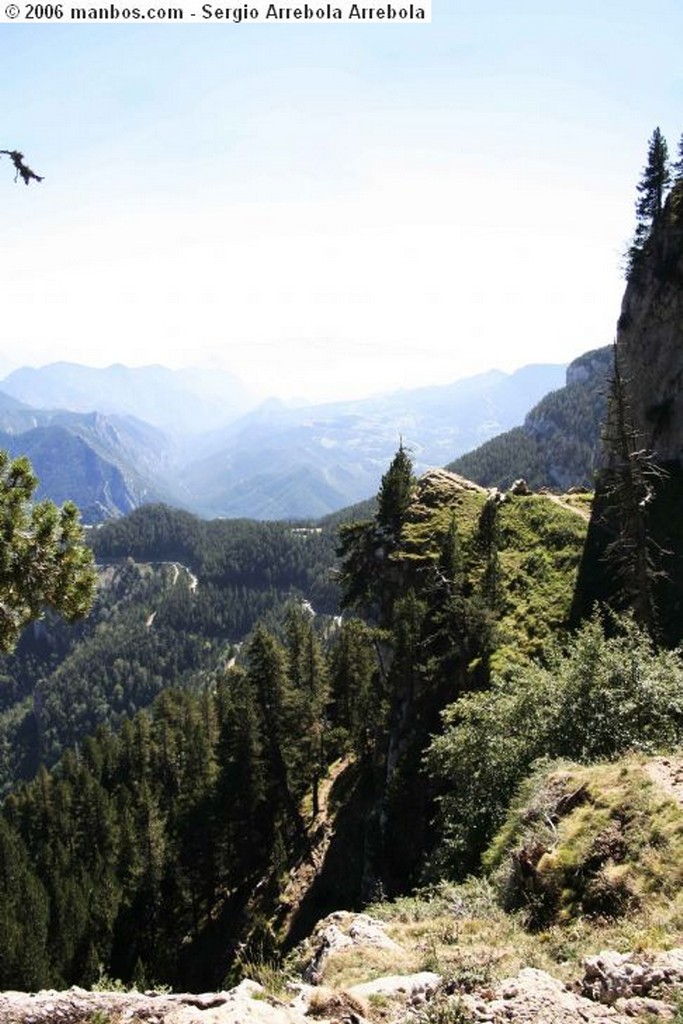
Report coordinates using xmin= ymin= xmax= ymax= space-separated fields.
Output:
xmin=485 ymin=758 xmax=683 ymax=930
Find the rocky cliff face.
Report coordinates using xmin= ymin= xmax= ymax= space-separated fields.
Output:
xmin=572 ymin=183 xmax=683 ymax=640
xmin=615 ymin=183 xmax=683 ymax=461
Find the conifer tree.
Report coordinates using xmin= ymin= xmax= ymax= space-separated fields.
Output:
xmin=214 ymin=667 xmax=269 ymax=879
xmin=627 ymin=127 xmax=671 ymax=273
xmin=601 ymin=345 xmax=667 ymax=634
xmin=424 ymin=515 xmax=469 ymax=691
xmin=246 ymin=626 xmax=307 ymax=842
xmin=0 ymin=453 xmax=96 ymax=652
xmin=337 ymin=443 xmax=416 ymax=625
xmin=376 ymin=441 xmax=414 ymax=539
xmin=0 ymin=818 xmax=50 ymax=989
xmin=673 ymin=132 xmax=683 ymax=182
xmin=330 ymin=618 xmax=383 ymax=758
xmin=283 ymin=607 xmax=329 ymax=816
xmin=636 ymin=127 xmax=670 ymax=230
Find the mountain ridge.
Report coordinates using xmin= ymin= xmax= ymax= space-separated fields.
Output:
xmin=449 ymin=346 xmax=612 ymax=491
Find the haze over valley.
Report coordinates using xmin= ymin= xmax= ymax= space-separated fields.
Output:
xmin=0 ymin=358 xmax=569 ymax=520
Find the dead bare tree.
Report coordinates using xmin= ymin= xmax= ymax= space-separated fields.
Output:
xmin=0 ymin=150 xmax=43 ymax=185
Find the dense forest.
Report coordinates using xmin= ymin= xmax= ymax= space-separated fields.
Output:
xmin=0 ymin=504 xmax=345 ymax=796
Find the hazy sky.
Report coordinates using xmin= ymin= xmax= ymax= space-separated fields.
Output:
xmin=1 ymin=3 xmax=682 ymax=402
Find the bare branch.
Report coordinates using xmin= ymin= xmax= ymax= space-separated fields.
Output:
xmin=0 ymin=149 xmax=43 ymax=185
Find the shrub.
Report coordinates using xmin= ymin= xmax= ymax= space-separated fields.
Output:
xmin=426 ymin=614 xmax=683 ymax=876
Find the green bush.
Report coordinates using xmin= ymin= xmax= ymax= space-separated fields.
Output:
xmin=425 ymin=614 xmax=683 ymax=877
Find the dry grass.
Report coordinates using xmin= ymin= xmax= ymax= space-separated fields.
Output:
xmin=291 ymin=754 xmax=683 ymax=1011
xmin=319 ymin=944 xmax=417 ymax=990
xmin=306 ymin=987 xmax=369 ymax=1019
xmin=315 ymin=758 xmax=683 ymax=993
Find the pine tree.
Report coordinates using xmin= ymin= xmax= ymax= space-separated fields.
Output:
xmin=284 ymin=606 xmax=329 ymax=813
xmin=376 ymin=442 xmax=415 ymax=538
xmin=673 ymin=132 xmax=683 ymax=182
xmin=423 ymin=515 xmax=469 ymax=692
xmin=214 ymin=667 xmax=269 ymax=883
xmin=600 ymin=345 xmax=668 ymax=634
xmin=0 ymin=453 xmax=96 ymax=651
xmin=0 ymin=818 xmax=50 ymax=989
xmin=246 ymin=626 xmax=307 ymax=843
xmin=627 ymin=127 xmax=671 ymax=274
xmin=636 ymin=127 xmax=670 ymax=229
xmin=330 ymin=618 xmax=383 ymax=759
xmin=337 ymin=444 xmax=416 ymax=625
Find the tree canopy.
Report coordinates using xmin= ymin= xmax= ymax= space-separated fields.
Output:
xmin=635 ymin=127 xmax=670 ymax=233
xmin=627 ymin=126 xmax=674 ymax=275
xmin=0 ymin=452 xmax=95 ymax=652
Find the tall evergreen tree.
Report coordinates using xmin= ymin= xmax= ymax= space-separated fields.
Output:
xmin=674 ymin=132 xmax=683 ymax=177
xmin=283 ymin=607 xmax=330 ymax=816
xmin=376 ymin=442 xmax=415 ymax=539
xmin=636 ymin=127 xmax=671 ymax=230
xmin=627 ymin=127 xmax=671 ymax=273
xmin=330 ymin=618 xmax=384 ymax=759
xmin=246 ymin=626 xmax=307 ymax=842
xmin=600 ymin=345 xmax=668 ymax=634
xmin=423 ymin=515 xmax=469 ymax=691
xmin=337 ymin=444 xmax=416 ymax=626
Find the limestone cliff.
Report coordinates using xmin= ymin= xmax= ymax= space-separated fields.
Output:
xmin=573 ymin=182 xmax=683 ymax=639
xmin=615 ymin=182 xmax=683 ymax=461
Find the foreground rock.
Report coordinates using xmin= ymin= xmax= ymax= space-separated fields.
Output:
xmin=5 ymin=947 xmax=683 ymax=1023
xmin=579 ymin=948 xmax=683 ymax=1015
xmin=0 ymin=981 xmax=322 ymax=1024
xmin=459 ymin=967 xmax=631 ymax=1024
xmin=302 ymin=911 xmax=402 ymax=983
xmin=440 ymin=949 xmax=683 ymax=1023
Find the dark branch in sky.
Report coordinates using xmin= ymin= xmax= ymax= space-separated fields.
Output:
xmin=0 ymin=150 xmax=44 ymax=185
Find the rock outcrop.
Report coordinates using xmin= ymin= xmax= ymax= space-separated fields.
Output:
xmin=572 ymin=182 xmax=683 ymax=642
xmin=614 ymin=185 xmax=683 ymax=462
xmin=8 ymin=949 xmax=683 ymax=1024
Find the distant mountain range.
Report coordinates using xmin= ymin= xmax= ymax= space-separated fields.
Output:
xmin=1 ymin=362 xmax=255 ymax=438
xmin=0 ymin=359 xmax=573 ymax=520
xmin=179 ymin=364 xmax=568 ymax=517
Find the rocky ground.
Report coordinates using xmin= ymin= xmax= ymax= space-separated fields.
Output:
xmin=3 ymin=928 xmax=683 ymax=1024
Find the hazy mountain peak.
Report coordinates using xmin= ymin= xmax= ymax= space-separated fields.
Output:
xmin=0 ymin=362 xmax=257 ymax=437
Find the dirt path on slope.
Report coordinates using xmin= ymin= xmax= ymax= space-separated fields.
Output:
xmin=545 ymin=492 xmax=592 ymax=521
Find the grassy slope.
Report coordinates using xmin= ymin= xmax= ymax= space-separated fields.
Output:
xmin=400 ymin=471 xmax=589 ymax=671
xmin=303 ymin=756 xmax=683 ymax=997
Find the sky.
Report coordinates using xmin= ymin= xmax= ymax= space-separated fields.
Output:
xmin=1 ymin=2 xmax=682 ymax=403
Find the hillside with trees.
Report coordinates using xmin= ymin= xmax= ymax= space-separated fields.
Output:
xmin=448 ymin=346 xmax=612 ymax=491
xmin=0 ymin=503 xmax=343 ymax=796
